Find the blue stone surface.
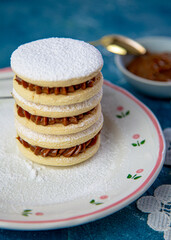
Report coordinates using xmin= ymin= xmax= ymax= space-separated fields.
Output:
xmin=0 ymin=0 xmax=171 ymax=239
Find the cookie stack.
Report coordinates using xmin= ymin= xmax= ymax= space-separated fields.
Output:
xmin=11 ymin=38 xmax=103 ymax=166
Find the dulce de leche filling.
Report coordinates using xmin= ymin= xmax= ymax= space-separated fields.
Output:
xmin=16 ymin=104 xmax=96 ymax=126
xmin=127 ymin=52 xmax=171 ymax=82
xmin=17 ymin=133 xmax=100 ymax=157
xmin=15 ymin=75 xmax=97 ymax=95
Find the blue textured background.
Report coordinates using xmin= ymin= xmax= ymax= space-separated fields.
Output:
xmin=0 ymin=0 xmax=171 ymax=239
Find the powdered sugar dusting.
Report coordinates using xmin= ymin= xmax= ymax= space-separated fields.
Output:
xmin=13 ymin=88 xmax=102 ymax=113
xmin=15 ymin=114 xmax=103 ymax=144
xmin=11 ymin=38 xmax=103 ymax=82
xmin=0 ymin=85 xmax=130 ymax=213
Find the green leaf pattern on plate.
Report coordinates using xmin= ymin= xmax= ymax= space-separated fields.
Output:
xmin=90 ymin=199 xmax=103 ymax=205
xmin=22 ymin=209 xmax=32 ymax=217
xmin=116 ymin=110 xmax=130 ymax=118
xmin=127 ymin=173 xmax=142 ymax=180
xmin=132 ymin=139 xmax=146 ymax=147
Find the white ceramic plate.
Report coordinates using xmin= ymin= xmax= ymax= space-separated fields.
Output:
xmin=0 ymin=73 xmax=165 ymax=230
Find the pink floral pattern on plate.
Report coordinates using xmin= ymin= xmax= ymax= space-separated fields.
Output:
xmin=116 ymin=106 xmax=130 ymax=118
xmin=132 ymin=134 xmax=145 ymax=147
xmin=127 ymin=169 xmax=144 ymax=180
xmin=90 ymin=195 xmax=109 ymax=205
xmin=22 ymin=209 xmax=44 ymax=217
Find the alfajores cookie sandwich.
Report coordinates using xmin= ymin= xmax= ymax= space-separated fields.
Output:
xmin=11 ymin=38 xmax=103 ymax=105
xmin=11 ymin=37 xmax=104 ymax=166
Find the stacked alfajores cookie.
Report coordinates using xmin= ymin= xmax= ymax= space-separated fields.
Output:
xmin=11 ymin=38 xmax=103 ymax=166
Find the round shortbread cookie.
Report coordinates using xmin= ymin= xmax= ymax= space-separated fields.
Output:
xmin=17 ymin=136 xmax=100 ymax=166
xmin=13 ymin=73 xmax=103 ymax=106
xmin=15 ymin=114 xmax=103 ymax=149
xmin=13 ymin=88 xmax=102 ymax=118
xmin=15 ymin=104 xmax=101 ymax=135
xmin=11 ymin=38 xmax=103 ymax=87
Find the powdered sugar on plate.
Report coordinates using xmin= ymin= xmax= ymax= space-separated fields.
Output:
xmin=11 ymin=38 xmax=103 ymax=82
xmin=0 ymin=85 xmax=130 ymax=213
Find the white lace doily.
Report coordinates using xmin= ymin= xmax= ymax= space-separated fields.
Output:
xmin=137 ymin=185 xmax=171 ymax=240
xmin=137 ymin=129 xmax=171 ymax=240
xmin=163 ymin=128 xmax=171 ymax=166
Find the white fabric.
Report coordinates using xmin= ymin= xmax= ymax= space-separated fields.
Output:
xmin=136 ymin=129 xmax=171 ymax=239
xmin=137 ymin=185 xmax=171 ymax=239
xmin=163 ymin=128 xmax=171 ymax=166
